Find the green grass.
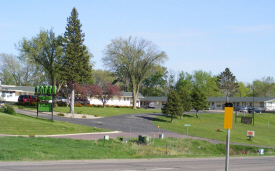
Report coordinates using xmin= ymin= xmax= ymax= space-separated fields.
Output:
xmin=0 ymin=112 xmax=110 ymax=135
xmin=153 ymin=113 xmax=275 ymax=147
xmin=53 ymin=106 xmax=161 ymax=117
xmin=14 ymin=104 xmax=161 ymax=117
xmin=1 ymin=136 xmax=274 ymax=161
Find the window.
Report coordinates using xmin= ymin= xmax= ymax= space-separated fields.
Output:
xmin=212 ymin=102 xmax=214 ymax=106
xmin=119 ymin=97 xmax=121 ymax=101
xmin=237 ymin=103 xmax=239 ymax=107
xmin=268 ymin=102 xmax=272 ymax=106
xmin=250 ymin=103 xmax=252 ymax=106
xmin=260 ymin=102 xmax=264 ymax=107
xmin=124 ymin=97 xmax=126 ymax=101
xmin=127 ymin=97 xmax=129 ymax=101
xmin=217 ymin=102 xmax=221 ymax=107
xmin=242 ymin=102 xmax=246 ymax=106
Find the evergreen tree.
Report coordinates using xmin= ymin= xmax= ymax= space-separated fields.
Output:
xmin=178 ymin=88 xmax=192 ymax=119
xmin=162 ymin=90 xmax=183 ymax=123
xmin=217 ymin=68 xmax=239 ymax=102
xmin=191 ymin=85 xmax=208 ymax=118
xmin=61 ymin=7 xmax=92 ymax=114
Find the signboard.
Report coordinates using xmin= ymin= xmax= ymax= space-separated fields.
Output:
xmin=247 ymin=130 xmax=255 ymax=137
xmin=224 ymin=103 xmax=233 ymax=129
xmin=184 ymin=124 xmax=191 ymax=126
xmin=241 ymin=117 xmax=252 ymax=124
xmin=38 ymin=103 xmax=52 ymax=112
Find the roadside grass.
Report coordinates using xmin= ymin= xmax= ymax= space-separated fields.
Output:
xmin=153 ymin=113 xmax=275 ymax=147
xmin=1 ymin=136 xmax=274 ymax=161
xmin=0 ymin=112 xmax=110 ymax=135
xmin=53 ymin=106 xmax=160 ymax=117
xmin=14 ymin=104 xmax=161 ymax=117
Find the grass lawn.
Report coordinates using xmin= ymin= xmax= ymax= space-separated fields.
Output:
xmin=153 ymin=113 xmax=275 ymax=147
xmin=0 ymin=112 xmax=110 ymax=135
xmin=53 ymin=106 xmax=161 ymax=117
xmin=1 ymin=136 xmax=274 ymax=161
xmin=15 ymin=104 xmax=161 ymax=117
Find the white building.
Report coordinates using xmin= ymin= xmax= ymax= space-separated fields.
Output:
xmin=89 ymin=92 xmax=144 ymax=107
xmin=0 ymin=81 xmax=35 ymax=102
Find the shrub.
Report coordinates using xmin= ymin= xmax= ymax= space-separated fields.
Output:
xmin=74 ymin=103 xmax=82 ymax=107
xmin=57 ymin=102 xmax=66 ymax=107
xmin=0 ymin=105 xmax=16 ymax=115
xmin=18 ymin=106 xmax=24 ymax=109
xmin=57 ymin=113 xmax=65 ymax=116
xmin=77 ymin=111 xmax=83 ymax=114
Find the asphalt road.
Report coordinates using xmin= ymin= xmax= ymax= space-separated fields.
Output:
xmin=0 ymin=156 xmax=274 ymax=171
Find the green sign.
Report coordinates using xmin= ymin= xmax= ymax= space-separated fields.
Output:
xmin=38 ymin=103 xmax=52 ymax=112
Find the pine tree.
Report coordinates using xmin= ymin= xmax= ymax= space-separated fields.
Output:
xmin=178 ymin=88 xmax=192 ymax=119
xmin=162 ymin=90 xmax=183 ymax=123
xmin=191 ymin=85 xmax=208 ymax=118
xmin=217 ymin=68 xmax=239 ymax=103
xmin=61 ymin=7 xmax=92 ymax=114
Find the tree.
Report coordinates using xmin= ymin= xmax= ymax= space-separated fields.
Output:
xmin=217 ymin=68 xmax=239 ymax=102
xmin=235 ymin=81 xmax=251 ymax=97
xmin=103 ymin=36 xmax=168 ymax=109
xmin=93 ymin=69 xmax=115 ymax=88
xmin=0 ymin=53 xmax=44 ymax=86
xmin=17 ymin=29 xmax=63 ymax=87
xmin=248 ymin=77 xmax=275 ymax=97
xmin=140 ymin=66 xmax=167 ymax=96
xmin=87 ymin=83 xmax=122 ymax=108
xmin=60 ymin=7 xmax=93 ymax=114
xmin=191 ymin=85 xmax=208 ymax=118
xmin=161 ymin=90 xmax=183 ymax=123
xmin=178 ymin=88 xmax=192 ymax=119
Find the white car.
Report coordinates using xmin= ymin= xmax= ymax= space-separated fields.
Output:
xmin=148 ymin=102 xmax=156 ymax=109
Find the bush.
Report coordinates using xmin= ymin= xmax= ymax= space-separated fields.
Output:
xmin=77 ymin=111 xmax=83 ymax=114
xmin=57 ymin=102 xmax=66 ymax=107
xmin=74 ymin=103 xmax=82 ymax=107
xmin=0 ymin=105 xmax=16 ymax=115
xmin=57 ymin=113 xmax=65 ymax=116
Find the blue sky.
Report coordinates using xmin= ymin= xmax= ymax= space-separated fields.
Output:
xmin=1 ymin=0 xmax=275 ymax=83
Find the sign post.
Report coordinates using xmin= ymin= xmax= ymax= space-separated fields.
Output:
xmin=184 ymin=124 xmax=191 ymax=136
xmin=224 ymin=103 xmax=233 ymax=171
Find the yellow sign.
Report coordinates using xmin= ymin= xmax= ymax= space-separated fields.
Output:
xmin=224 ymin=103 xmax=233 ymax=129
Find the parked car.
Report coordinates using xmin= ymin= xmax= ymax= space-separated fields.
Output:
xmin=148 ymin=102 xmax=156 ymax=109
xmin=239 ymin=107 xmax=248 ymax=113
xmin=248 ymin=108 xmax=262 ymax=114
xmin=75 ymin=97 xmax=90 ymax=105
xmin=18 ymin=95 xmax=37 ymax=103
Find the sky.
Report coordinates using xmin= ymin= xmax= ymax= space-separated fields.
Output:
xmin=1 ymin=0 xmax=275 ymax=84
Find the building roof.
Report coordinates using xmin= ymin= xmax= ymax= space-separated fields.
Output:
xmin=121 ymin=92 xmax=144 ymax=98
xmin=208 ymin=97 xmax=275 ymax=102
xmin=140 ymin=96 xmax=167 ymax=102
xmin=0 ymin=85 xmax=34 ymax=92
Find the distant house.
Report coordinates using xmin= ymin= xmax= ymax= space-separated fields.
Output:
xmin=89 ymin=92 xmax=144 ymax=107
xmin=207 ymin=97 xmax=275 ymax=111
xmin=139 ymin=95 xmax=275 ymax=111
xmin=140 ymin=96 xmax=167 ymax=109
xmin=0 ymin=81 xmax=35 ymax=102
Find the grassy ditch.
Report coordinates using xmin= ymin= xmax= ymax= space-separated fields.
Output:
xmin=0 ymin=137 xmax=274 ymax=161
xmin=0 ymin=112 xmax=110 ymax=135
xmin=153 ymin=113 xmax=275 ymax=147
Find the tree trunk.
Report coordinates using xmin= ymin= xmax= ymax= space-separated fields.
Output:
xmin=171 ymin=115 xmax=173 ymax=123
xmin=132 ymin=86 xmax=137 ymax=109
xmin=196 ymin=110 xmax=199 ymax=118
xmin=103 ymin=100 xmax=106 ymax=108
xmin=226 ymin=95 xmax=229 ymax=103
xmin=70 ymin=81 xmax=75 ymax=114
xmin=181 ymin=115 xmax=183 ymax=120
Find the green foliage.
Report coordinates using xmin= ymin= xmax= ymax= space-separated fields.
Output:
xmin=0 ymin=104 xmax=15 ymax=115
xmin=178 ymin=88 xmax=192 ymax=112
xmin=191 ymin=85 xmax=208 ymax=118
xmin=103 ymin=36 xmax=168 ymax=109
xmin=61 ymin=7 xmax=92 ymax=84
xmin=57 ymin=113 xmax=65 ymax=116
xmin=217 ymin=68 xmax=239 ymax=102
xmin=162 ymin=90 xmax=183 ymax=123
